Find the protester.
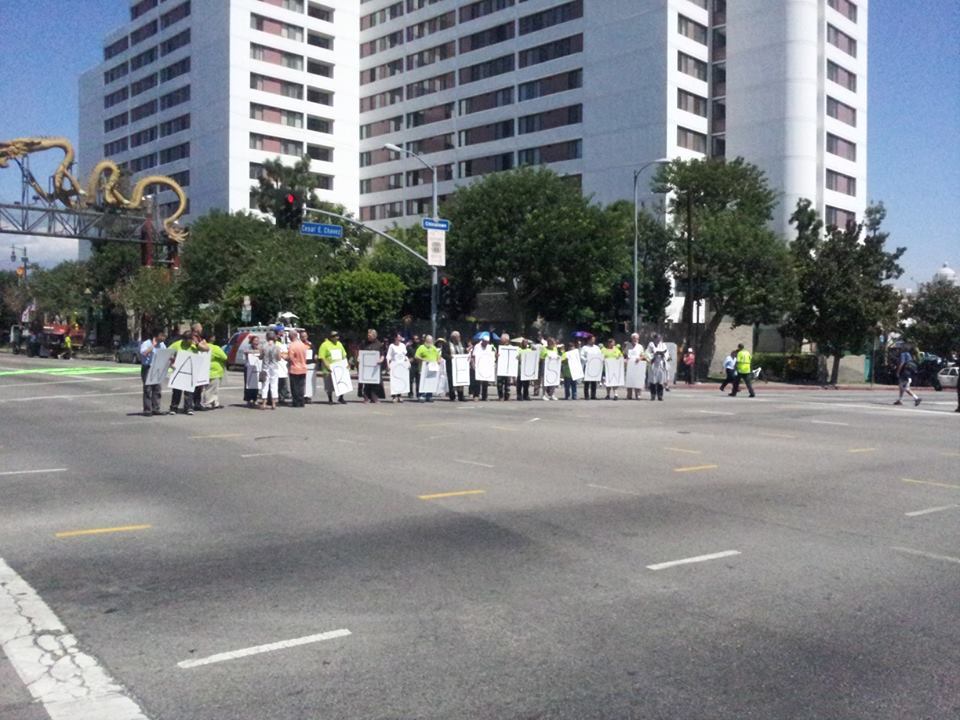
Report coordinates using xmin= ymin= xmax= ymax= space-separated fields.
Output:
xmin=320 ymin=329 xmax=348 ymax=405
xmin=244 ymin=335 xmax=262 ymax=408
xmin=470 ymin=335 xmax=495 ymax=401
xmin=562 ymin=341 xmax=579 ymax=400
xmin=167 ymin=328 xmax=208 ymax=415
xmin=517 ymin=338 xmax=534 ymax=400
xmin=530 ymin=333 xmax=544 ymax=397
xmin=415 ymin=335 xmax=442 ymax=402
xmin=361 ymin=328 xmax=385 ymax=403
xmin=894 ymin=344 xmax=921 ymax=406
xmin=259 ymin=330 xmax=283 ymax=410
xmin=601 ymin=338 xmax=623 ymax=400
xmin=646 ymin=333 xmax=670 ymax=401
xmin=720 ymin=350 xmax=737 ymax=393
xmin=497 ymin=332 xmax=513 ymax=400
xmin=624 ymin=333 xmax=644 ymax=400
xmin=539 ymin=336 xmax=560 ymax=400
xmin=286 ymin=329 xmax=308 ymax=408
xmin=682 ymin=346 xmax=696 ymax=384
xmin=201 ymin=333 xmax=228 ymax=410
xmin=386 ymin=332 xmax=408 ymax=403
xmin=139 ymin=328 xmax=166 ymax=416
xmin=301 ymin=330 xmax=315 ymax=403
xmin=580 ymin=335 xmax=602 ymax=400
xmin=274 ymin=325 xmax=291 ymax=405
xmin=445 ymin=330 xmax=466 ymax=402
xmin=730 ymin=343 xmax=756 ymax=398
xmin=407 ymin=333 xmax=421 ymax=399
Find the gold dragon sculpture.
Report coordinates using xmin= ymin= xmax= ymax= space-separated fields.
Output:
xmin=0 ymin=136 xmax=188 ymax=243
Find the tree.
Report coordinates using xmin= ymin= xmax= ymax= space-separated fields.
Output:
xmin=901 ymin=279 xmax=960 ymax=357
xmin=27 ymin=261 xmax=91 ymax=322
xmin=444 ymin=167 xmax=622 ymax=334
xmin=788 ymin=199 xmax=905 ymax=384
xmin=249 ymin=155 xmax=320 ymax=224
xmin=111 ymin=266 xmax=182 ymax=332
xmin=653 ymin=157 xmax=797 ymax=372
xmin=365 ymin=224 xmax=433 ymax=320
xmin=0 ymin=270 xmax=26 ymax=329
xmin=313 ymin=269 xmax=406 ymax=334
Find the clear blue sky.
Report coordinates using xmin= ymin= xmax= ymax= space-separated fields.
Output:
xmin=1 ymin=0 xmax=957 ymax=282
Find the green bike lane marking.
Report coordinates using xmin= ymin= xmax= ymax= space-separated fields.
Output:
xmin=0 ymin=366 xmax=141 ymax=377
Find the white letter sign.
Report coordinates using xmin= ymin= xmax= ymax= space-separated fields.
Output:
xmin=475 ymin=352 xmax=496 ymax=383
xmin=542 ymin=355 xmax=562 ymax=387
xmin=584 ymin=355 xmax=604 ymax=383
xmin=145 ymin=348 xmax=172 ymax=386
xmin=451 ymin=354 xmax=471 ymax=387
xmin=564 ymin=351 xmax=584 ymax=381
xmin=330 ymin=359 xmax=353 ymax=397
xmin=497 ymin=345 xmax=519 ymax=377
xmin=603 ymin=358 xmax=625 ymax=388
xmin=358 ymin=350 xmax=381 ymax=384
xmin=389 ymin=359 xmax=410 ymax=396
xmin=519 ymin=351 xmax=539 ymax=381
xmin=625 ymin=359 xmax=648 ymax=389
xmin=169 ymin=351 xmax=197 ymax=391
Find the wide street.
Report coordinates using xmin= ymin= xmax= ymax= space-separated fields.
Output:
xmin=0 ymin=352 xmax=957 ymax=720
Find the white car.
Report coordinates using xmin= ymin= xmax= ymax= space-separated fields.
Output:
xmin=937 ymin=365 xmax=959 ymax=389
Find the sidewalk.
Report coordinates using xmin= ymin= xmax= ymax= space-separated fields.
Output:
xmin=674 ymin=380 xmax=892 ymax=392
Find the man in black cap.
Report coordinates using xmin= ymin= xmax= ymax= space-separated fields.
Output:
xmin=319 ymin=330 xmax=348 ymax=404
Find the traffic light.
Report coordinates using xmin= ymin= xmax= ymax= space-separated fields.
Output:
xmin=439 ymin=275 xmax=452 ymax=307
xmin=277 ymin=190 xmax=304 ymax=229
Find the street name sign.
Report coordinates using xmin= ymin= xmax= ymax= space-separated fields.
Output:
xmin=300 ymin=222 xmax=344 ymax=238
xmin=421 ymin=218 xmax=450 ymax=232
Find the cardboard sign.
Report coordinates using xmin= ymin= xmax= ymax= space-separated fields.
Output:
xmin=519 ymin=350 xmax=539 ymax=382
xmin=358 ymin=350 xmax=382 ymax=384
xmin=497 ymin=345 xmax=519 ymax=377
xmin=542 ymin=355 xmax=562 ymax=387
xmin=625 ymin=359 xmax=648 ymax=389
xmin=437 ymin=361 xmax=449 ymax=395
xmin=194 ymin=352 xmax=211 ymax=386
xmin=419 ymin=362 xmax=441 ymax=395
xmin=169 ymin=351 xmax=200 ymax=391
xmin=665 ymin=342 xmax=678 ymax=384
xmin=583 ymin=353 xmax=604 ymax=382
xmin=330 ymin=360 xmax=353 ymax=397
xmin=475 ymin=351 xmax=496 ymax=382
xmin=145 ymin=348 xmax=172 ymax=386
xmin=389 ymin=361 xmax=410 ymax=395
xmin=451 ymin=354 xmax=471 ymax=387
xmin=564 ymin=351 xmax=584 ymax=381
xmin=604 ymin=358 xmax=625 ymax=388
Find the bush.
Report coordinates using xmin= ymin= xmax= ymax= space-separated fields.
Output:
xmin=753 ymin=352 xmax=819 ymax=383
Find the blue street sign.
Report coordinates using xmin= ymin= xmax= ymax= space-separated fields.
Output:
xmin=300 ymin=222 xmax=344 ymax=239
xmin=421 ymin=218 xmax=451 ymax=232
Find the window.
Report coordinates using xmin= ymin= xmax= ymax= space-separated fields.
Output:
xmin=458 ymin=152 xmax=513 ymax=178
xmin=517 ymin=104 xmax=582 ymax=134
xmin=677 ymin=14 xmax=707 ymax=44
xmin=406 ymin=42 xmax=455 ymax=71
xmin=159 ymin=85 xmax=190 ymax=110
xmin=826 ymin=169 xmax=856 ymax=196
xmin=460 ymin=119 xmax=514 ymax=146
xmin=459 ymin=22 xmax=515 ymax=53
xmin=359 ymin=202 xmax=404 ymax=221
xmin=686 ymin=0 xmax=708 ymax=8
xmin=677 ymin=89 xmax=708 ymax=117
xmin=308 ymin=2 xmax=333 ymax=22
xmin=518 ymin=34 xmax=583 ymax=68
xmin=130 ymin=126 xmax=158 ymax=147
xmin=160 ymin=114 xmax=190 ymax=137
xmin=407 ymin=71 xmax=456 ymax=98
xmin=250 ymin=14 xmax=303 ymax=42
xmin=406 ymin=164 xmax=453 ymax=185
xmin=712 ymin=0 xmax=726 ymax=24
xmin=260 ymin=0 xmax=303 ymax=11
xmin=308 ymin=31 xmax=333 ymax=50
xmin=104 ymin=62 xmax=129 ymax=85
xmin=312 ymin=173 xmax=333 ymax=191
xmin=460 ymin=54 xmax=514 ymax=84
xmin=518 ymin=69 xmax=582 ymax=101
xmin=104 ymin=87 xmax=129 ymax=109
xmin=677 ymin=51 xmax=707 ymax=81
xmin=360 ymin=1 xmax=403 ymax=30
xmin=360 ymin=173 xmax=404 ymax=194
xmin=104 ymin=112 xmax=129 ymax=133
xmin=130 ymin=20 xmax=158 ymax=45
xmin=407 ymin=102 xmax=454 ymax=127
xmin=251 ymin=73 xmax=304 ymax=100
xmin=160 ymin=29 xmax=190 ymax=55
xmin=460 ymin=87 xmax=512 ymax=115
xmin=519 ymin=0 xmax=582 ymax=35
xmin=168 ymin=170 xmax=190 ymax=187
xmin=460 ymin=0 xmax=514 ymax=23
xmin=307 ymin=59 xmax=334 ymax=78
xmin=677 ymin=126 xmax=707 ymax=153
xmin=408 ymin=0 xmax=446 ymax=11
xmin=360 ymin=30 xmax=403 ymax=58
xmin=306 ymin=115 xmax=332 ymax=133
xmin=159 ymin=142 xmax=190 ymax=164
xmin=360 ymin=116 xmax=403 ymax=140
xmin=249 ymin=133 xmax=303 ymax=156
xmin=251 ymin=103 xmax=304 ymax=128
xmin=827 ymin=25 xmax=857 ymax=57
xmin=129 ymin=152 xmax=157 ymax=172
xmin=104 ymin=138 xmax=129 ymax=156
xmin=160 ymin=1 xmax=190 ymax=29
xmin=359 ymin=147 xmax=395 ymax=167
xmin=131 ymin=99 xmax=157 ymax=121
xmin=307 ymin=87 xmax=332 ymax=105
xmin=406 ymin=133 xmax=454 ymax=155
xmin=826 ymin=133 xmax=856 ymax=161
xmin=131 ymin=0 xmax=157 ymax=21
xmin=825 ymin=206 xmax=856 ymax=228
xmin=827 ymin=60 xmax=856 ymax=92
xmin=361 ymin=58 xmax=404 ymax=85
xmin=406 ymin=11 xmax=455 ymax=41
xmin=827 ymin=96 xmax=856 ymax=126
xmin=360 ymin=87 xmax=404 ymax=113
xmin=251 ymin=43 xmax=303 ymax=70
xmin=130 ymin=47 xmax=157 ymax=70
xmin=105 ymin=37 xmax=129 ymax=60
xmin=828 ymin=0 xmax=857 ymax=23
xmin=130 ymin=73 xmax=158 ymax=96
xmin=712 ymin=62 xmax=726 ymax=96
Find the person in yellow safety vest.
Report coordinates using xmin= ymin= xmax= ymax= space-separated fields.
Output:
xmin=414 ymin=334 xmax=442 ymax=402
xmin=319 ymin=330 xmax=348 ymax=405
xmin=517 ymin=338 xmax=535 ymax=401
xmin=601 ymin=338 xmax=624 ymax=400
xmin=63 ymin=333 xmax=73 ymax=360
xmin=201 ymin=334 xmax=228 ymax=410
xmin=730 ymin=342 xmax=756 ymax=398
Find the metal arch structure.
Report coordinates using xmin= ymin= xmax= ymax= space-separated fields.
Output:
xmin=0 ymin=201 xmax=149 ymax=245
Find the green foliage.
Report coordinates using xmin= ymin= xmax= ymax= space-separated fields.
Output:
xmin=787 ymin=199 xmax=905 ymax=384
xmin=752 ymin=353 xmax=820 ymax=383
xmin=443 ymin=167 xmax=623 ymax=333
xmin=87 ymin=241 xmax=140 ymax=295
xmin=901 ymin=279 xmax=960 ymax=356
xmin=365 ymin=224 xmax=433 ymax=319
xmin=250 ymin=155 xmax=320 ymax=225
xmin=27 ymin=261 xmax=91 ymax=320
xmin=0 ymin=270 xmax=25 ymax=328
xmin=111 ymin=266 xmax=182 ymax=331
xmin=313 ymin=269 xmax=406 ymax=333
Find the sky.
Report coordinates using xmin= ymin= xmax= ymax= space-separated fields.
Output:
xmin=0 ymin=0 xmax=957 ymax=284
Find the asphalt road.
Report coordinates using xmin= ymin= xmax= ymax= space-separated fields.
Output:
xmin=1 ymin=353 xmax=957 ymax=720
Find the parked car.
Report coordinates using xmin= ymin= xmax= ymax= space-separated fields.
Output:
xmin=26 ymin=330 xmax=67 ymax=358
xmin=115 ymin=340 xmax=141 ymax=364
xmin=937 ymin=365 xmax=959 ymax=389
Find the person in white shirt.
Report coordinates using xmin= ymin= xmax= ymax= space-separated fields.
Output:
xmin=646 ymin=334 xmax=670 ymax=401
xmin=624 ymin=333 xmax=645 ymax=400
xmin=139 ymin=329 xmax=167 ymax=416
xmin=386 ymin=333 xmax=409 ymax=403
xmin=275 ymin=326 xmax=290 ymax=404
xmin=471 ymin=336 xmax=496 ymax=401
xmin=579 ymin=335 xmax=603 ymax=400
xmin=720 ymin=350 xmax=737 ymax=393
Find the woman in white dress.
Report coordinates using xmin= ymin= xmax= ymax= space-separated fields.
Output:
xmin=386 ymin=333 xmax=409 ymax=403
xmin=646 ymin=333 xmax=670 ymax=401
xmin=244 ymin=335 xmax=262 ymax=408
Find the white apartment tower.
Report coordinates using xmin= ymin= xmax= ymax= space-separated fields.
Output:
xmin=80 ymin=0 xmax=867 ymax=240
xmin=79 ymin=0 xmax=361 ymax=223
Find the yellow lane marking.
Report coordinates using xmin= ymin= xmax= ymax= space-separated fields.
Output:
xmin=759 ymin=432 xmax=796 ymax=439
xmin=189 ymin=433 xmax=243 ymax=440
xmin=664 ymin=447 xmax=702 ymax=455
xmin=848 ymin=448 xmax=877 ymax=454
xmin=902 ymin=478 xmax=960 ymax=491
xmin=56 ymin=524 xmax=152 ymax=538
xmin=673 ymin=464 xmax=719 ymax=473
xmin=418 ymin=490 xmax=486 ymax=500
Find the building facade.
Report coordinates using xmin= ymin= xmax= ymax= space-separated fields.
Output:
xmin=80 ymin=0 xmax=867 ymax=241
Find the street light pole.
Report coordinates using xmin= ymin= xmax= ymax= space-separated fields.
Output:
xmin=385 ymin=143 xmax=439 ymax=339
xmin=631 ymin=159 xmax=669 ymax=332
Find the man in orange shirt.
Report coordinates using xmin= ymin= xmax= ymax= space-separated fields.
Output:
xmin=286 ymin=329 xmax=308 ymax=408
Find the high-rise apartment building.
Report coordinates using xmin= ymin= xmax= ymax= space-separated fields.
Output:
xmin=80 ymin=0 xmax=867 ymax=241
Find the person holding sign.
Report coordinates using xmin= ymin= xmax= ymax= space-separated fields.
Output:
xmin=244 ymin=335 xmax=263 ymax=408
xmin=601 ymin=338 xmax=624 ymax=400
xmin=200 ymin=333 xmax=228 ymax=410
xmin=562 ymin=342 xmax=580 ymax=400
xmin=167 ymin=329 xmax=208 ymax=415
xmin=624 ymin=333 xmax=644 ymax=400
xmin=539 ymin=337 xmax=561 ymax=400
xmin=646 ymin=333 xmax=670 ymax=401
xmin=444 ymin=330 xmax=467 ymax=402
xmin=470 ymin=336 xmax=496 ymax=401
xmin=286 ymin=330 xmax=308 ymax=408
xmin=580 ymin=335 xmax=603 ymax=401
xmin=320 ymin=330 xmax=349 ymax=405
xmin=360 ymin=329 xmax=385 ymax=404
xmin=386 ymin=333 xmax=409 ymax=402
xmin=517 ymin=338 xmax=535 ymax=401
xmin=258 ymin=330 xmax=283 ymax=410
xmin=496 ymin=333 xmax=515 ymax=401
xmin=139 ymin=328 xmax=167 ymax=416
xmin=415 ymin=335 xmax=442 ymax=402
